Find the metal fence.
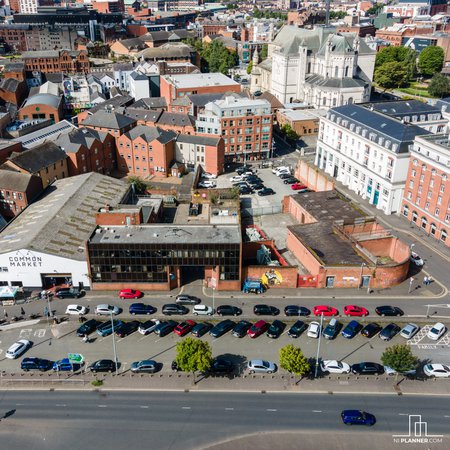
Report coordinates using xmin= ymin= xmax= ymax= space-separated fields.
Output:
xmin=241 ymin=205 xmax=282 ymax=218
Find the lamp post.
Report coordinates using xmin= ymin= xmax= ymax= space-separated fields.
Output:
xmin=110 ymin=311 xmax=119 ymax=376
xmin=212 ymin=286 xmax=215 ymax=317
xmin=314 ymin=313 xmax=324 ymax=378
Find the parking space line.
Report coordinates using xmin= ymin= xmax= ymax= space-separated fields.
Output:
xmin=437 ymin=334 xmax=450 ymax=346
xmin=312 ymin=410 xmax=322 ymax=413
xmin=98 ymin=405 xmax=107 ymax=408
xmin=266 ymin=409 xmax=277 ymax=412
xmin=140 ymin=406 xmax=149 ymax=409
xmin=225 ymin=408 xmax=234 ymax=411
xmin=407 ymin=326 xmax=432 ymax=346
xmin=182 ymin=406 xmax=191 ymax=410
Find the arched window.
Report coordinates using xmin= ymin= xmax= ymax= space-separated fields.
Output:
xmin=441 ymin=229 xmax=447 ymax=242
xmin=334 ymin=66 xmax=339 ymax=77
xmin=421 ymin=216 xmax=428 ymax=229
xmin=348 ymin=97 xmax=353 ymax=105
xmin=345 ymin=66 xmax=349 ymax=77
xmin=402 ymin=204 xmax=409 ymax=217
xmin=430 ymin=223 xmax=437 ymax=236
xmin=412 ymin=211 xmax=418 ymax=223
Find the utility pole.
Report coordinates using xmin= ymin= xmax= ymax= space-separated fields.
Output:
xmin=314 ymin=313 xmax=324 ymax=378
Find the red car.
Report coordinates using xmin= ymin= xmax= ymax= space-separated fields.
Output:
xmin=344 ymin=305 xmax=369 ymax=317
xmin=247 ymin=320 xmax=270 ymax=338
xmin=118 ymin=289 xmax=142 ymax=299
xmin=291 ymin=183 xmax=308 ymax=191
xmin=174 ymin=320 xmax=196 ymax=336
xmin=312 ymin=305 xmax=338 ymax=317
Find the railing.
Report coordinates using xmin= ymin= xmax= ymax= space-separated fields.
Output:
xmin=241 ymin=205 xmax=282 ymax=218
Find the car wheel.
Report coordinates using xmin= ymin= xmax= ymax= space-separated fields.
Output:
xmin=396 ymin=313 xmax=401 ymax=317
xmin=249 ymin=370 xmax=254 ymax=374
xmin=267 ymin=371 xmax=273 ymax=374
xmin=193 ymin=312 xmax=198 ymax=316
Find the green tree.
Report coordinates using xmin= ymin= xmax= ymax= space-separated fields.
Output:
xmin=201 ymin=40 xmax=239 ymax=74
xmin=366 ymin=3 xmax=384 ymax=15
xmin=175 ymin=338 xmax=212 ymax=380
xmin=281 ymin=123 xmax=299 ymax=141
xmin=127 ymin=176 xmax=147 ymax=195
xmin=246 ymin=61 xmax=253 ymax=75
xmin=329 ymin=11 xmax=346 ymax=20
xmin=418 ymin=46 xmax=444 ymax=77
xmin=375 ymin=61 xmax=409 ymax=89
xmin=375 ymin=46 xmax=416 ymax=79
xmin=381 ymin=344 xmax=418 ymax=375
xmin=279 ymin=344 xmax=310 ymax=379
xmin=260 ymin=44 xmax=268 ymax=60
xmin=428 ymin=73 xmax=450 ymax=97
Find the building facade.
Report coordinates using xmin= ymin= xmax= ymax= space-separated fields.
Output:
xmin=21 ymin=49 xmax=89 ymax=74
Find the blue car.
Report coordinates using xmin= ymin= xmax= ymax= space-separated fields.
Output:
xmin=129 ymin=303 xmax=156 ymax=315
xmin=53 ymin=358 xmax=82 ymax=372
xmin=341 ymin=320 xmax=361 ymax=339
xmin=341 ymin=410 xmax=376 ymax=426
xmin=96 ymin=320 xmax=123 ymax=337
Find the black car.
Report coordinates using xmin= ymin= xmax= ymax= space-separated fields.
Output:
xmin=232 ymin=320 xmax=252 ymax=338
xmin=379 ymin=323 xmax=401 ymax=341
xmin=154 ymin=320 xmax=178 ymax=337
xmin=351 ymin=362 xmax=384 ymax=375
xmin=287 ymin=320 xmax=307 ymax=338
xmin=162 ymin=304 xmax=189 ymax=315
xmin=216 ymin=305 xmax=242 ymax=316
xmin=267 ymin=320 xmax=286 ymax=338
xmin=175 ymin=295 xmax=201 ymax=305
xmin=322 ymin=318 xmax=340 ymax=340
xmin=284 ymin=305 xmax=310 ymax=317
xmin=251 ymin=184 xmax=265 ymax=191
xmin=209 ymin=320 xmax=235 ymax=338
xmin=115 ymin=320 xmax=140 ymax=338
xmin=375 ymin=306 xmax=404 ymax=317
xmin=361 ymin=323 xmax=382 ymax=338
xmin=76 ymin=319 xmax=100 ymax=337
xmin=254 ymin=304 xmax=280 ymax=316
xmin=239 ymin=186 xmax=253 ymax=195
xmin=279 ymin=173 xmax=292 ymax=180
xmin=89 ymin=359 xmax=117 ymax=373
xmin=236 ymin=166 xmax=252 ymax=175
xmin=257 ymin=188 xmax=275 ymax=196
xmin=55 ymin=287 xmax=84 ymax=299
xmin=21 ymin=357 xmax=53 ymax=372
xmin=208 ymin=358 xmax=234 ymax=374
xmin=246 ymin=178 xmax=263 ymax=186
xmin=191 ymin=322 xmax=213 ymax=337
xmin=283 ymin=177 xmax=299 ymax=185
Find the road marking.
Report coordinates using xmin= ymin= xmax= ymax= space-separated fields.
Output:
xmin=98 ymin=405 xmax=107 ymax=408
xmin=266 ymin=409 xmax=277 ymax=412
xmin=34 ymin=329 xmax=46 ymax=338
xmin=225 ymin=408 xmax=234 ymax=411
xmin=55 ymin=404 xmax=67 ymax=407
xmin=15 ymin=403 xmax=24 ymax=406
xmin=398 ymin=413 xmax=409 ymax=416
xmin=312 ymin=410 xmax=322 ymax=413
xmin=444 ymin=415 xmax=450 ymax=418
xmin=140 ymin=406 xmax=149 ymax=409
xmin=19 ymin=329 xmax=32 ymax=339
xmin=182 ymin=406 xmax=191 ymax=410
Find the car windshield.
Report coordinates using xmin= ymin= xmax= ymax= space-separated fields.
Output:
xmin=262 ymin=361 xmax=270 ymax=368
xmin=430 ymin=327 xmax=439 ymax=334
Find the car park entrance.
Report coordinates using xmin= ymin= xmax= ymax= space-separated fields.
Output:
xmin=41 ymin=273 xmax=72 ymax=289
xmin=180 ymin=266 xmax=205 ymax=285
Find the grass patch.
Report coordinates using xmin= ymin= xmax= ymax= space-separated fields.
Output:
xmin=91 ymin=379 xmax=103 ymax=387
xmin=397 ymin=87 xmax=436 ymax=98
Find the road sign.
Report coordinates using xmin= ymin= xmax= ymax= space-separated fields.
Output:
xmin=68 ymin=353 xmax=84 ymax=364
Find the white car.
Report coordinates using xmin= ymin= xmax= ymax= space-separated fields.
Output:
xmin=320 ymin=360 xmax=351 ymax=374
xmin=272 ymin=166 xmax=289 ymax=174
xmin=95 ymin=304 xmax=120 ymax=316
xmin=201 ymin=172 xmax=217 ymax=179
xmin=192 ymin=304 xmax=214 ymax=316
xmin=427 ymin=322 xmax=446 ymax=340
xmin=6 ymin=339 xmax=32 ymax=359
xmin=307 ymin=321 xmax=320 ymax=338
xmin=230 ymin=175 xmax=243 ymax=183
xmin=138 ymin=319 xmax=160 ymax=335
xmin=198 ymin=180 xmax=216 ymax=188
xmin=423 ymin=364 xmax=450 ymax=378
xmin=384 ymin=366 xmax=417 ymax=377
xmin=65 ymin=304 xmax=88 ymax=315
xmin=410 ymin=252 xmax=424 ymax=266
xmin=400 ymin=323 xmax=420 ymax=339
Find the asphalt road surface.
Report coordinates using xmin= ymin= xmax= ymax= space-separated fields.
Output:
xmin=0 ymin=391 xmax=448 ymax=450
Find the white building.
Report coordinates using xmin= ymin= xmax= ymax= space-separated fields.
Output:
xmin=19 ymin=0 xmax=38 ymax=14
xmin=0 ymin=173 xmax=128 ymax=290
xmin=129 ymin=71 xmax=150 ymax=101
xmin=315 ymin=104 xmax=431 ymax=215
xmin=113 ymin=63 xmax=134 ymax=92
xmin=251 ymin=25 xmax=375 ymax=108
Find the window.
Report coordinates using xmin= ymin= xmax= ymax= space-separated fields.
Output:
xmin=407 ymin=191 xmax=412 ymax=199
xmin=425 ymin=202 xmax=430 ymax=210
xmin=441 ymin=229 xmax=447 ymax=242
xmin=435 ymin=208 xmax=440 ymax=216
xmin=412 ymin=211 xmax=418 ymax=222
xmin=403 ymin=204 xmax=409 ymax=216
xmin=421 ymin=216 xmax=427 ymax=229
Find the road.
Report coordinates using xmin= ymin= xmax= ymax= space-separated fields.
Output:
xmin=0 ymin=391 xmax=447 ymax=450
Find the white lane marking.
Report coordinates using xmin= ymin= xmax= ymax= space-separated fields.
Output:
xmin=15 ymin=403 xmax=24 ymax=406
xmin=98 ymin=405 xmax=107 ymax=408
xmin=444 ymin=415 xmax=450 ymax=418
xmin=140 ymin=406 xmax=149 ymax=409
xmin=312 ymin=410 xmax=322 ymax=413
xmin=55 ymin=404 xmax=67 ymax=407
xmin=398 ymin=413 xmax=409 ymax=416
xmin=182 ymin=406 xmax=191 ymax=410
xmin=225 ymin=408 xmax=234 ymax=411
xmin=266 ymin=409 xmax=277 ymax=412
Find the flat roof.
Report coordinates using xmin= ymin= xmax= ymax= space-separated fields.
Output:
xmin=164 ymin=73 xmax=239 ymax=89
xmin=89 ymin=224 xmax=242 ymax=245
xmin=278 ymin=108 xmax=327 ymax=121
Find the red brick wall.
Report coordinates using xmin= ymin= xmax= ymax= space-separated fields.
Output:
xmin=0 ymin=141 xmax=22 ymax=165
xmin=294 ymin=160 xmax=334 ymax=192
xmin=204 ymin=140 xmax=225 ymax=176
xmin=283 ymin=195 xmax=317 ymax=224
xmin=286 ymin=230 xmax=323 ymax=274
xmin=243 ymin=265 xmax=299 ymax=289
xmin=18 ymin=103 xmax=62 ymax=123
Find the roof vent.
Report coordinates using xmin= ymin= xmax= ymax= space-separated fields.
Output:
xmin=153 ymin=233 xmax=159 ymax=237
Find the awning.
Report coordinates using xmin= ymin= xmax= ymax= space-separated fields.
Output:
xmin=0 ymin=286 xmax=19 ymax=299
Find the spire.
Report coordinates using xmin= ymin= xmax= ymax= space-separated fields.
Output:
xmin=325 ymin=0 xmax=331 ymax=26
xmin=253 ymin=47 xmax=259 ymax=66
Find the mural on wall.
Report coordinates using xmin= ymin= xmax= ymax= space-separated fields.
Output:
xmin=262 ymin=269 xmax=283 ymax=286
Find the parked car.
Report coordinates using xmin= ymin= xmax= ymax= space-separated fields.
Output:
xmin=341 ymin=410 xmax=376 ymax=426
xmin=375 ymin=305 xmax=404 ymax=317
xmin=291 ymin=183 xmax=308 ymax=191
xmin=138 ymin=319 xmax=160 ymax=335
xmin=115 ymin=320 xmax=140 ymax=338
xmin=191 ymin=322 xmax=213 ymax=337
xmin=247 ymin=359 xmax=277 ymax=374
xmin=89 ymin=359 xmax=117 ymax=373
xmin=341 ymin=320 xmax=361 ymax=339
xmin=427 ymin=322 xmax=446 ymax=340
xmin=55 ymin=287 xmax=84 ymax=299
xmin=154 ymin=320 xmax=178 ymax=337
xmin=267 ymin=320 xmax=286 ymax=339
xmin=313 ymin=305 xmax=338 ymax=316
xmin=283 ymin=177 xmax=299 ymax=185
xmin=249 ymin=183 xmax=265 ymax=191
xmin=129 ymin=303 xmax=156 ymax=315
xmin=209 ymin=320 xmax=235 ymax=338
xmin=351 ymin=362 xmax=384 ymax=375
xmin=322 ymin=318 xmax=340 ymax=340
xmin=287 ymin=320 xmax=307 ymax=338
xmin=343 ymin=305 xmax=369 ymax=317
xmin=192 ymin=304 xmax=214 ymax=316
xmin=198 ymin=180 xmax=216 ymax=188
xmin=253 ymin=304 xmax=279 ymax=316
xmin=21 ymin=357 xmax=53 ymax=372
xmin=423 ymin=364 xmax=450 ymax=378
xmin=207 ymin=358 xmax=234 ymax=374
xmin=384 ymin=366 xmax=417 ymax=377
xmin=400 ymin=323 xmax=420 ymax=339
xmin=236 ymin=166 xmax=253 ymax=175
xmin=65 ymin=304 xmax=88 ymax=315
xmin=216 ymin=305 xmax=242 ymax=316
xmin=379 ymin=323 xmax=401 ymax=341
xmin=230 ymin=175 xmax=244 ymax=183
xmin=77 ymin=319 xmax=100 ymax=337
xmin=53 ymin=358 xmax=82 ymax=372
xmin=174 ymin=320 xmax=196 ymax=336
xmin=6 ymin=339 xmax=32 ymax=359
xmin=247 ymin=320 xmax=270 ymax=338
xmin=272 ymin=166 xmax=289 ymax=175
xmin=321 ymin=360 xmax=351 ymax=374
xmin=410 ymin=251 xmax=424 ymax=266
xmin=162 ymin=304 xmax=189 ymax=316
xmin=239 ymin=186 xmax=254 ymax=195
xmin=130 ymin=360 xmax=160 ymax=374
xmin=96 ymin=320 xmax=123 ymax=337
xmin=257 ymin=187 xmax=275 ymax=196
xmin=95 ymin=304 xmax=120 ymax=316
xmin=307 ymin=321 xmax=321 ymax=338
xmin=284 ymin=305 xmax=310 ymax=317
xmin=361 ymin=323 xmax=382 ymax=338
xmin=232 ymin=320 xmax=252 ymax=338
xmin=175 ymin=295 xmax=201 ymax=305
xmin=253 ymin=91 xmax=262 ymax=97
xmin=118 ymin=289 xmax=142 ymax=299
xmin=201 ymin=172 xmax=217 ymax=179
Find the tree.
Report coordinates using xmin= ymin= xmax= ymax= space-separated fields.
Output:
xmin=366 ymin=3 xmax=384 ymax=15
xmin=127 ymin=176 xmax=147 ymax=194
xmin=281 ymin=123 xmax=299 ymax=141
xmin=428 ymin=73 xmax=450 ymax=97
xmin=375 ymin=61 xmax=409 ymax=89
xmin=279 ymin=344 xmax=310 ymax=379
xmin=329 ymin=11 xmax=346 ymax=20
xmin=375 ymin=46 xmax=416 ymax=79
xmin=381 ymin=344 xmax=418 ymax=375
xmin=246 ymin=61 xmax=253 ymax=75
xmin=260 ymin=44 xmax=268 ymax=60
xmin=418 ymin=46 xmax=444 ymax=77
xmin=201 ymin=40 xmax=239 ymax=74
xmin=175 ymin=338 xmax=212 ymax=379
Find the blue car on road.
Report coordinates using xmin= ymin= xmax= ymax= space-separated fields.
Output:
xmin=341 ymin=410 xmax=376 ymax=426
xmin=96 ymin=320 xmax=123 ymax=337
xmin=341 ymin=320 xmax=361 ymax=339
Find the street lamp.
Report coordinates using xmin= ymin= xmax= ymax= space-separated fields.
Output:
xmin=212 ymin=286 xmax=215 ymax=317
xmin=110 ymin=311 xmax=119 ymax=376
xmin=314 ymin=313 xmax=324 ymax=378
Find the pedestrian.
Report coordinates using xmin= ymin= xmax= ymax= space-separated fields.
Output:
xmin=423 ymin=276 xmax=429 ymax=286
xmin=427 ymin=276 xmax=433 ymax=285
xmin=83 ymin=334 xmax=89 ymax=343
xmin=20 ymin=307 xmax=25 ymax=316
xmin=4 ymin=310 xmax=7 ymax=318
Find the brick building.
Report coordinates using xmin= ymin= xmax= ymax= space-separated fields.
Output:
xmin=80 ymin=110 xmax=137 ymax=139
xmin=0 ymin=140 xmax=22 ymax=165
xmin=276 ymin=108 xmax=326 ymax=138
xmin=0 ymin=78 xmax=29 ymax=107
xmin=21 ymin=49 xmax=89 ymax=74
xmin=0 ymin=24 xmax=29 ymax=52
xmin=18 ymin=93 xmax=64 ymax=124
xmin=401 ymin=134 xmax=450 ymax=247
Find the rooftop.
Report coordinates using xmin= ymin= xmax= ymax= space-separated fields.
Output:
xmin=278 ymin=108 xmax=327 ymax=121
xmin=12 ymin=120 xmax=76 ymax=148
xmin=364 ymin=100 xmax=441 ymax=118
xmin=22 ymin=93 xmax=62 ymax=109
xmin=0 ymin=169 xmax=38 ymax=192
xmin=81 ymin=110 xmax=136 ymax=130
xmin=163 ymin=73 xmax=239 ymax=89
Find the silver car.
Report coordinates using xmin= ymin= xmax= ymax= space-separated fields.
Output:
xmin=247 ymin=359 xmax=277 ymax=374
xmin=95 ymin=304 xmax=120 ymax=316
xmin=400 ymin=323 xmax=420 ymax=339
